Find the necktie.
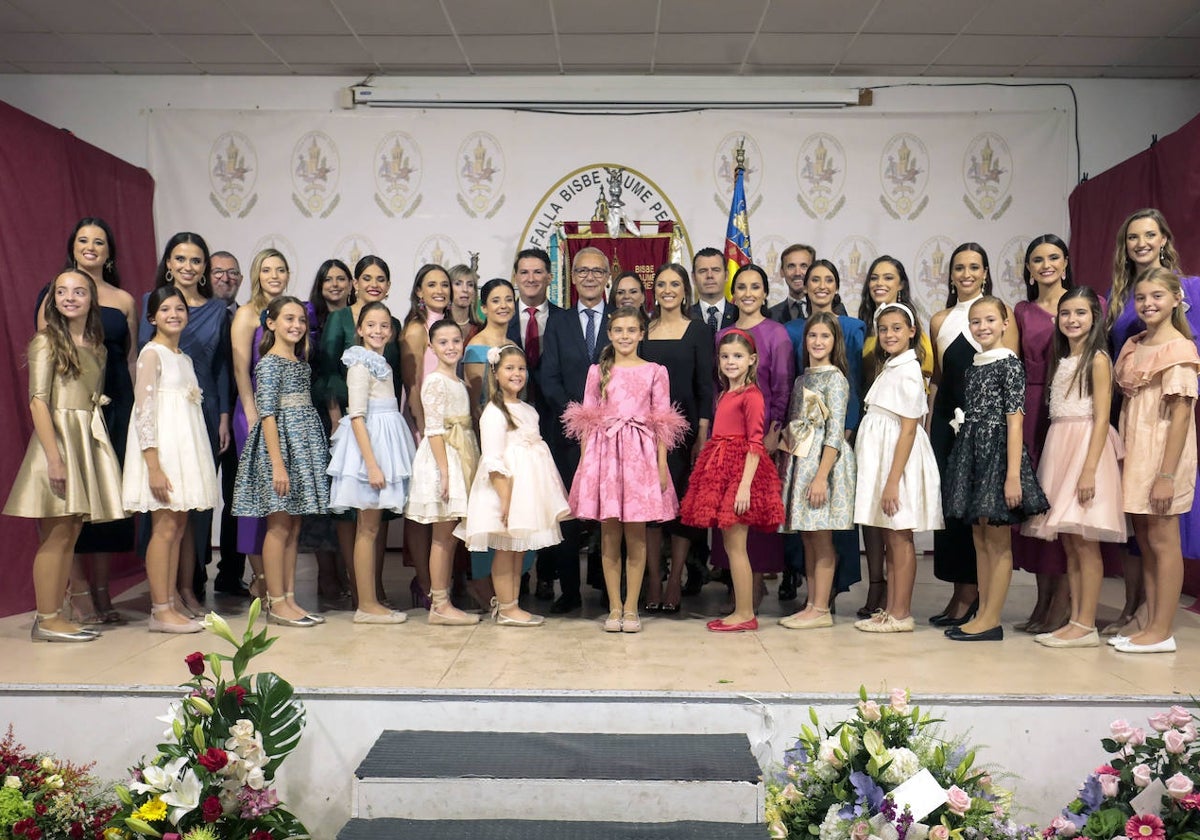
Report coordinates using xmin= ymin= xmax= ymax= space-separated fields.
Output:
xmin=584 ymin=309 xmax=597 ymax=359
xmin=524 ymin=307 xmax=540 ymax=366
xmin=706 ymin=306 xmax=718 ymax=331
xmin=790 ymin=300 xmax=800 ymax=321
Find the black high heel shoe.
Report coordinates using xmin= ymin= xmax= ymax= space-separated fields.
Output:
xmin=931 ymin=598 xmax=979 ymax=628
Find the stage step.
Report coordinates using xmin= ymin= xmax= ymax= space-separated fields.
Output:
xmin=350 ymin=731 xmax=764 ymax=824
xmin=338 ymin=818 xmax=769 ymax=839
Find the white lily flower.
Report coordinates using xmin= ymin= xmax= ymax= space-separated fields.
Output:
xmin=155 ymin=702 xmax=186 ymax=739
xmin=161 ymin=767 xmax=202 ymax=825
xmin=129 ymin=756 xmax=188 ymax=795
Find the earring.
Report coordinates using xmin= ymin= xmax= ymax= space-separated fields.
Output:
xmin=165 ymin=269 xmax=174 ymax=283
xmin=1161 ymin=246 xmax=1167 ymax=262
xmin=199 ymin=275 xmax=207 ymax=287
xmin=104 ymin=259 xmax=114 ymax=272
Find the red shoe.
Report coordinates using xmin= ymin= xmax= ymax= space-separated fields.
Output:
xmin=706 ymin=617 xmax=759 ymax=632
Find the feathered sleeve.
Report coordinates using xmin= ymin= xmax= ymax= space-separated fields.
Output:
xmin=647 ymin=363 xmax=689 ymax=450
xmin=477 ymin=403 xmax=512 ymax=477
xmin=561 ymin=364 xmax=605 ymax=441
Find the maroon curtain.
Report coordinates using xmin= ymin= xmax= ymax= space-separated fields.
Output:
xmin=0 ymin=100 xmax=157 ymax=617
xmin=1068 ymin=112 xmax=1200 ymax=291
xmin=562 ymin=221 xmax=674 ymax=309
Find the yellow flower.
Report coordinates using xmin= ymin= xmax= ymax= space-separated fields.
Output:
xmin=132 ymin=795 xmax=168 ymax=822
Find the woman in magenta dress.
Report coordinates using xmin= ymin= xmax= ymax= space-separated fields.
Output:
xmin=713 ymin=264 xmax=794 ymax=610
xmin=1012 ymin=234 xmax=1072 ymax=634
xmin=1106 ymin=208 xmax=1200 ymax=628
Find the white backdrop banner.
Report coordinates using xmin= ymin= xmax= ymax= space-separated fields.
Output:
xmin=148 ymin=107 xmax=1070 ymax=323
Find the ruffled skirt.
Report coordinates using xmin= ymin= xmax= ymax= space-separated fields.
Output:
xmin=1022 ymin=417 xmax=1127 ymax=543
xmin=680 ymin=435 xmax=783 ymax=532
xmin=456 ymin=437 xmax=571 ymax=552
xmin=327 ymin=399 xmax=416 ymax=514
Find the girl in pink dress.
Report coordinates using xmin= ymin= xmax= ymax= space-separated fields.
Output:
xmin=1022 ymin=287 xmax=1126 ymax=648
xmin=1111 ymin=268 xmax=1200 ymax=654
xmin=563 ymin=307 xmax=686 ymax=634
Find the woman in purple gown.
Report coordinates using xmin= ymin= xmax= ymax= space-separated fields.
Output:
xmin=1106 ymin=208 xmax=1200 ymax=631
xmin=713 ymin=264 xmax=794 ymax=609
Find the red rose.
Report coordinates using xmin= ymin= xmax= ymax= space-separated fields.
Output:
xmin=68 ymin=822 xmax=83 ymax=840
xmin=202 ymin=795 xmax=223 ymax=823
xmin=185 ymin=652 xmax=206 ymax=676
xmin=249 ymin=831 xmax=273 ymax=840
xmin=225 ymin=685 xmax=247 ymax=706
xmin=198 ymin=747 xmax=229 ymax=773
xmin=34 ymin=803 xmax=47 ymax=816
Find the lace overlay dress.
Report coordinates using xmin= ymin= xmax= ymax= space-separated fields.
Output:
xmin=405 ymin=371 xmax=479 ymax=523
xmin=122 ymin=342 xmax=219 ymax=512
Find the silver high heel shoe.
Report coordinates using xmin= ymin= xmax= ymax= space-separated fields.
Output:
xmin=31 ymin=611 xmax=98 ymax=643
xmin=266 ymin=595 xmax=317 ymax=628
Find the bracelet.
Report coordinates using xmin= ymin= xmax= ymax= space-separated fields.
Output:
xmin=1158 ymin=472 xmax=1175 ymax=480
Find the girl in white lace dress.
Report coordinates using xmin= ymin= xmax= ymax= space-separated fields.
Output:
xmin=122 ymin=286 xmax=218 ymax=633
xmin=405 ymin=319 xmax=480 ymax=624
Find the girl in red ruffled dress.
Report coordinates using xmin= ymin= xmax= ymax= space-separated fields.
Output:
xmin=680 ymin=329 xmax=784 ymax=632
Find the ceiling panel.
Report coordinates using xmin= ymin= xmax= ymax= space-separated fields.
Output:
xmin=1064 ymin=0 xmax=1198 ymax=37
xmin=1124 ymin=37 xmax=1200 ymax=66
xmin=457 ymin=33 xmax=558 ymax=64
xmin=927 ymin=65 xmax=1024 ymax=77
xmin=1174 ymin=13 xmax=1200 ymax=37
xmin=329 ymin=0 xmax=449 ymax=36
xmin=840 ymin=33 xmax=955 ymax=65
xmin=107 ymin=61 xmax=202 ymax=74
xmin=113 ymin=0 xmax=249 ymax=35
xmin=759 ymin=0 xmax=881 ymax=34
xmin=833 ymin=64 xmax=929 ymax=75
xmin=359 ymin=35 xmax=463 ymax=64
xmin=261 ymin=34 xmax=373 ymax=64
xmin=166 ymin=33 xmax=283 ymax=63
xmin=58 ymin=32 xmax=186 ymax=63
xmin=0 ymin=31 xmax=77 ymax=62
xmin=964 ymin=0 xmax=1096 ymax=35
xmin=443 ymin=0 xmax=554 ymax=35
xmin=10 ymin=60 xmax=113 ymax=73
xmin=654 ymin=33 xmax=753 ymax=64
xmin=230 ymin=0 xmax=351 ymax=37
xmin=861 ymin=0 xmax=988 ymax=35
xmin=552 ymin=0 xmax=658 ymax=34
xmin=193 ymin=62 xmax=294 ymax=74
xmin=557 ymin=33 xmax=655 ymax=64
xmin=657 ymin=0 xmax=765 ymax=34
xmin=749 ymin=33 xmax=853 ymax=65
xmin=652 ymin=63 xmax=743 ymax=74
xmin=1017 ymin=65 xmax=1106 ymax=77
xmin=1028 ymin=36 xmax=1159 ymax=65
xmin=6 ymin=0 xmax=148 ymax=34
xmin=1100 ymin=64 xmax=1198 ymax=78
xmin=936 ymin=35 xmax=1058 ymax=66
xmin=0 ymin=1 xmax=46 ymax=32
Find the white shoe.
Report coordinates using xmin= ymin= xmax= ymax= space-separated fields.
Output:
xmin=1114 ymin=636 xmax=1175 ymax=654
xmin=354 ymin=609 xmax=408 ymax=625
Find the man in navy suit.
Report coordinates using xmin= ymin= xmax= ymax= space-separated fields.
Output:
xmin=690 ymin=247 xmax=738 ymax=331
xmin=767 ymin=244 xmax=815 ymax=325
xmin=539 ymin=246 xmax=612 ymax=613
xmin=505 ymin=247 xmax=562 ymax=600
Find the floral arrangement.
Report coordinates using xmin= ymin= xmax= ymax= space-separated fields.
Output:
xmin=1044 ymin=704 xmax=1199 ymax=840
xmin=765 ymin=687 xmax=1037 ymax=840
xmin=107 ymin=601 xmax=309 ymax=840
xmin=0 ymin=727 xmax=117 ymax=840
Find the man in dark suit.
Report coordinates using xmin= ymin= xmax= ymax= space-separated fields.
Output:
xmin=767 ymin=244 xmax=815 ymax=325
xmin=689 ymin=247 xmax=738 ymax=331
xmin=505 ymin=247 xmax=563 ymax=600
xmin=539 ymin=246 xmax=612 ymax=613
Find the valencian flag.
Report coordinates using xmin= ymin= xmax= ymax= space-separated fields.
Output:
xmin=723 ymin=156 xmax=751 ymax=301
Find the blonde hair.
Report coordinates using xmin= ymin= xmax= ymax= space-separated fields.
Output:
xmin=41 ymin=270 xmax=104 ymax=379
xmin=1108 ymin=209 xmax=1181 ymax=331
xmin=487 ymin=344 xmax=526 ymax=430
xmin=249 ymin=248 xmax=289 ymax=312
xmin=597 ymin=306 xmax=646 ymax=400
xmin=1134 ymin=266 xmax=1193 ymax=340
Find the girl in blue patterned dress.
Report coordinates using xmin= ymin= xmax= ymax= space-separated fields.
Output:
xmin=233 ymin=296 xmax=330 ymax=628
xmin=779 ymin=312 xmax=856 ymax=630
xmin=942 ymin=296 xmax=1049 ymax=642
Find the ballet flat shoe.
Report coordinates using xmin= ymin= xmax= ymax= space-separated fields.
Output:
xmin=1114 ymin=636 xmax=1176 ymax=654
xmin=603 ymin=612 xmax=623 ymax=632
xmin=621 ymin=612 xmax=642 ymax=633
xmin=780 ymin=611 xmax=833 ymax=630
xmin=858 ymin=614 xmax=914 ymax=633
xmin=1037 ymin=628 xmax=1099 ymax=648
xmin=427 ymin=607 xmax=478 ymax=626
xmin=149 ymin=614 xmax=203 ymax=634
xmin=946 ymin=625 xmax=1003 ymax=642
xmin=496 ymin=611 xmax=545 ymax=627
xmin=354 ymin=609 xmax=408 ymax=625
xmin=1106 ymin=634 xmax=1129 ymax=647
xmin=31 ymin=620 xmax=98 ymax=643
xmin=267 ymin=612 xmax=318 ymax=628
xmin=706 ymin=617 xmax=758 ymax=632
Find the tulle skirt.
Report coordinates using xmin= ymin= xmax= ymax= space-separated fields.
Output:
xmin=327 ymin=399 xmax=416 ymax=514
xmin=1022 ymin=417 xmax=1127 ymax=543
xmin=680 ymin=435 xmax=783 ymax=532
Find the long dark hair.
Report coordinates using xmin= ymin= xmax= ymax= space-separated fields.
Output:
xmin=1046 ymin=286 xmax=1107 ymax=401
xmin=309 ymin=258 xmax=353 ymax=326
xmin=259 ymin=295 xmax=309 ymax=360
xmin=649 ymin=263 xmax=694 ymax=326
xmin=731 ymin=263 xmax=770 ymax=316
xmin=803 ymin=259 xmax=844 ymax=314
xmin=405 ymin=263 xmax=450 ymax=327
xmin=145 ymin=284 xmax=188 ymax=324
xmin=1022 ymin=234 xmax=1074 ymax=302
xmin=479 ymin=278 xmax=516 ymax=326
xmin=154 ymin=232 xmax=213 ymax=298
xmin=858 ymin=255 xmax=916 ymax=335
xmin=354 ymin=301 xmax=394 ymax=347
xmin=945 ymin=242 xmax=993 ymax=307
xmin=801 ymin=311 xmax=849 ymax=380
xmin=64 ymin=217 xmax=122 ymax=288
